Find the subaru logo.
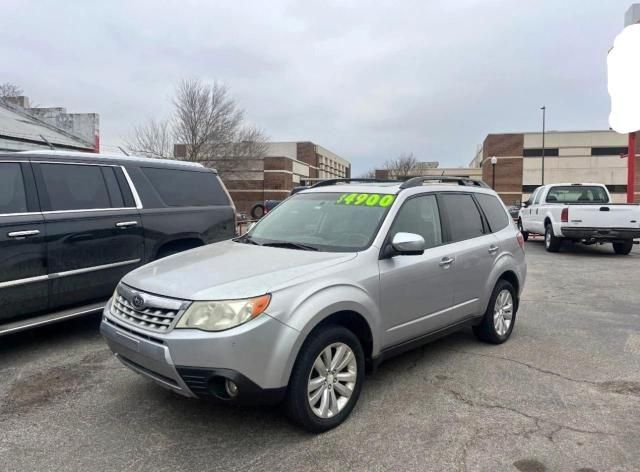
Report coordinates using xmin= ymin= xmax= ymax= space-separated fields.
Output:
xmin=132 ymin=294 xmax=145 ymax=309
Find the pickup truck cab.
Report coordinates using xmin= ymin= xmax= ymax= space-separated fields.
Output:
xmin=517 ymin=183 xmax=640 ymax=254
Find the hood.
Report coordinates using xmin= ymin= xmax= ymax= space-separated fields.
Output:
xmin=123 ymin=240 xmax=357 ymax=300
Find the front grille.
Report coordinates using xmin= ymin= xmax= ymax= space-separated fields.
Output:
xmin=110 ymin=286 xmax=188 ymax=333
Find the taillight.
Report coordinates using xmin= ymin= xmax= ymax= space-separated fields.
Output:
xmin=516 ymin=232 xmax=525 ymax=250
xmin=561 ymin=207 xmax=569 ymax=223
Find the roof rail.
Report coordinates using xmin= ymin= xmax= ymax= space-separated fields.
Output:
xmin=310 ymin=178 xmax=402 ymax=188
xmin=399 ymin=176 xmax=490 ymax=189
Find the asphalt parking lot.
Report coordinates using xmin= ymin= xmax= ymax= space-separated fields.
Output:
xmin=1 ymin=239 xmax=639 ymax=472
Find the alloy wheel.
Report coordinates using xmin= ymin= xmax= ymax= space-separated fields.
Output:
xmin=493 ymin=289 xmax=513 ymax=336
xmin=307 ymin=342 xmax=357 ymax=418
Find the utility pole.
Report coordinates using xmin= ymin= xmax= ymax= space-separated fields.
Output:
xmin=540 ymin=106 xmax=546 ymax=186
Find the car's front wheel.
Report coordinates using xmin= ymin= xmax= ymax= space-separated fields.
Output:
xmin=473 ymin=279 xmax=517 ymax=344
xmin=517 ymin=219 xmax=529 ymax=241
xmin=285 ymin=325 xmax=364 ymax=433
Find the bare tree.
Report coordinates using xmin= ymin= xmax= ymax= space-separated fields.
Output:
xmin=125 ymin=119 xmax=173 ymax=159
xmin=128 ymin=79 xmax=267 ymax=173
xmin=384 ymin=152 xmax=418 ymax=178
xmin=359 ymin=168 xmax=377 ymax=179
xmin=0 ymin=82 xmax=23 ymax=98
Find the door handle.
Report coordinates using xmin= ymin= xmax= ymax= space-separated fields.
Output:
xmin=115 ymin=221 xmax=138 ymax=228
xmin=439 ymin=256 xmax=455 ymax=267
xmin=488 ymin=245 xmax=499 ymax=254
xmin=8 ymin=229 xmax=40 ymax=239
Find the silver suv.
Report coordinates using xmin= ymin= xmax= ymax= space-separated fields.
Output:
xmin=101 ymin=177 xmax=527 ymax=432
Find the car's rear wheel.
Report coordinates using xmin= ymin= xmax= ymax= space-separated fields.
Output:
xmin=473 ymin=279 xmax=517 ymax=344
xmin=612 ymin=241 xmax=633 ymax=255
xmin=285 ymin=325 xmax=364 ymax=433
xmin=517 ymin=219 xmax=529 ymax=241
xmin=250 ymin=203 xmax=266 ymax=220
xmin=545 ymin=224 xmax=562 ymax=252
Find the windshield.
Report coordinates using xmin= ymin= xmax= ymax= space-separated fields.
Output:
xmin=243 ymin=191 xmax=396 ymax=252
xmin=546 ymin=186 xmax=609 ymax=204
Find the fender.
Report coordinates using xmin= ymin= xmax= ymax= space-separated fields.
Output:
xmin=480 ymin=251 xmax=522 ymax=315
xmin=268 ymin=281 xmax=381 ymax=387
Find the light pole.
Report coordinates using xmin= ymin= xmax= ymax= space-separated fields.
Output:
xmin=541 ymin=105 xmax=546 ymax=185
xmin=491 ymin=156 xmax=497 ymax=189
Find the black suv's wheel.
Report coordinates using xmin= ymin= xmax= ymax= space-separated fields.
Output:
xmin=517 ymin=219 xmax=529 ymax=241
xmin=285 ymin=325 xmax=364 ymax=433
xmin=544 ymin=224 xmax=562 ymax=252
xmin=613 ymin=241 xmax=633 ymax=255
xmin=250 ymin=203 xmax=266 ymax=220
xmin=473 ymin=279 xmax=517 ymax=344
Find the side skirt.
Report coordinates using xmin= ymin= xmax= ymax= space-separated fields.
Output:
xmin=0 ymin=302 xmax=105 ymax=336
xmin=371 ymin=316 xmax=482 ymax=370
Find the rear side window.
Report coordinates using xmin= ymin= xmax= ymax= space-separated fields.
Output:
xmin=39 ymin=163 xmax=111 ymax=211
xmin=0 ymin=163 xmax=28 ymax=214
xmin=440 ymin=193 xmax=485 ymax=242
xmin=101 ymin=167 xmax=125 ymax=208
xmin=141 ymin=167 xmax=229 ymax=207
xmin=476 ymin=193 xmax=509 ymax=232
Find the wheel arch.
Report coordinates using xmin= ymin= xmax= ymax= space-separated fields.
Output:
xmin=154 ymin=236 xmax=205 ymax=259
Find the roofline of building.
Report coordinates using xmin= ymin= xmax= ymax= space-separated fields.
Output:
xmin=0 ymin=99 xmax=94 ymax=148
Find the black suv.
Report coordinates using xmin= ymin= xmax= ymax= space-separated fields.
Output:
xmin=0 ymin=151 xmax=235 ymax=335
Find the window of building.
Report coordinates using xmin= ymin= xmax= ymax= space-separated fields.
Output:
xmin=39 ymin=163 xmax=112 ymax=211
xmin=389 ymin=195 xmax=442 ymax=249
xmin=142 ymin=167 xmax=229 ymax=207
xmin=439 ymin=193 xmax=485 ymax=242
xmin=591 ymin=147 xmax=628 ymax=156
xmin=475 ymin=193 xmax=509 ymax=232
xmin=523 ymin=148 xmax=559 ymax=157
xmin=0 ymin=163 xmax=28 ymax=214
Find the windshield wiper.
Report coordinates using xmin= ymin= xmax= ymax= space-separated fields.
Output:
xmin=233 ymin=235 xmax=261 ymax=245
xmin=261 ymin=241 xmax=318 ymax=251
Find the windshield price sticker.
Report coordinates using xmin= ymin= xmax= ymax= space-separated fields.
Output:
xmin=336 ymin=193 xmax=395 ymax=207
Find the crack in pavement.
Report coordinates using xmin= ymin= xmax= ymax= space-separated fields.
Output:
xmin=445 ymin=388 xmax=617 ymax=441
xmin=443 ymin=348 xmax=640 ymax=397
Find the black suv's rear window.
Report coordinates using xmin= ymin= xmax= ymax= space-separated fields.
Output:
xmin=141 ymin=167 xmax=229 ymax=207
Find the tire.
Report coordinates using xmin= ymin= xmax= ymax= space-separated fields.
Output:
xmin=517 ymin=219 xmax=529 ymax=242
xmin=473 ymin=279 xmax=517 ymax=344
xmin=250 ymin=203 xmax=266 ymax=220
xmin=285 ymin=325 xmax=365 ymax=433
xmin=544 ymin=224 xmax=562 ymax=252
xmin=612 ymin=241 xmax=633 ymax=255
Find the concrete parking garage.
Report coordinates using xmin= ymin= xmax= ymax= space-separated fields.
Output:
xmin=1 ymin=241 xmax=639 ymax=472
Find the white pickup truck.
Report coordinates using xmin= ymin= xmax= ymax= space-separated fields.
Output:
xmin=517 ymin=183 xmax=640 ymax=255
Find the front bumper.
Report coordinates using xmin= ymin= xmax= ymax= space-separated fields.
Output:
xmin=560 ymin=226 xmax=640 ymax=241
xmin=101 ymin=302 xmax=299 ymax=403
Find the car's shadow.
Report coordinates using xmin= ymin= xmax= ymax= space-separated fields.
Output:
xmin=525 ymin=237 xmax=638 ymax=258
xmin=0 ymin=312 xmax=480 ymax=438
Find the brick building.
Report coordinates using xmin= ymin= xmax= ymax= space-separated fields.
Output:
xmin=471 ymin=130 xmax=639 ymax=204
xmin=176 ymin=141 xmax=350 ymax=213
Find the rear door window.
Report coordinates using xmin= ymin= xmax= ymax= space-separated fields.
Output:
xmin=0 ymin=162 xmax=28 ymax=214
xmin=141 ymin=167 xmax=229 ymax=207
xmin=439 ymin=193 xmax=485 ymax=242
xmin=476 ymin=193 xmax=509 ymax=232
xmin=39 ymin=163 xmax=112 ymax=211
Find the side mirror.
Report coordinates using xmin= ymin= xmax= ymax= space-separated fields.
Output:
xmin=391 ymin=232 xmax=425 ymax=256
xmin=522 ymin=200 xmax=530 ymax=208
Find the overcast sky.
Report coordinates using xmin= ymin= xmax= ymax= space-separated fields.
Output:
xmin=2 ymin=0 xmax=633 ymax=174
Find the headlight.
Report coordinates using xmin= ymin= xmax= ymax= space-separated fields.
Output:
xmin=176 ymin=294 xmax=271 ymax=332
